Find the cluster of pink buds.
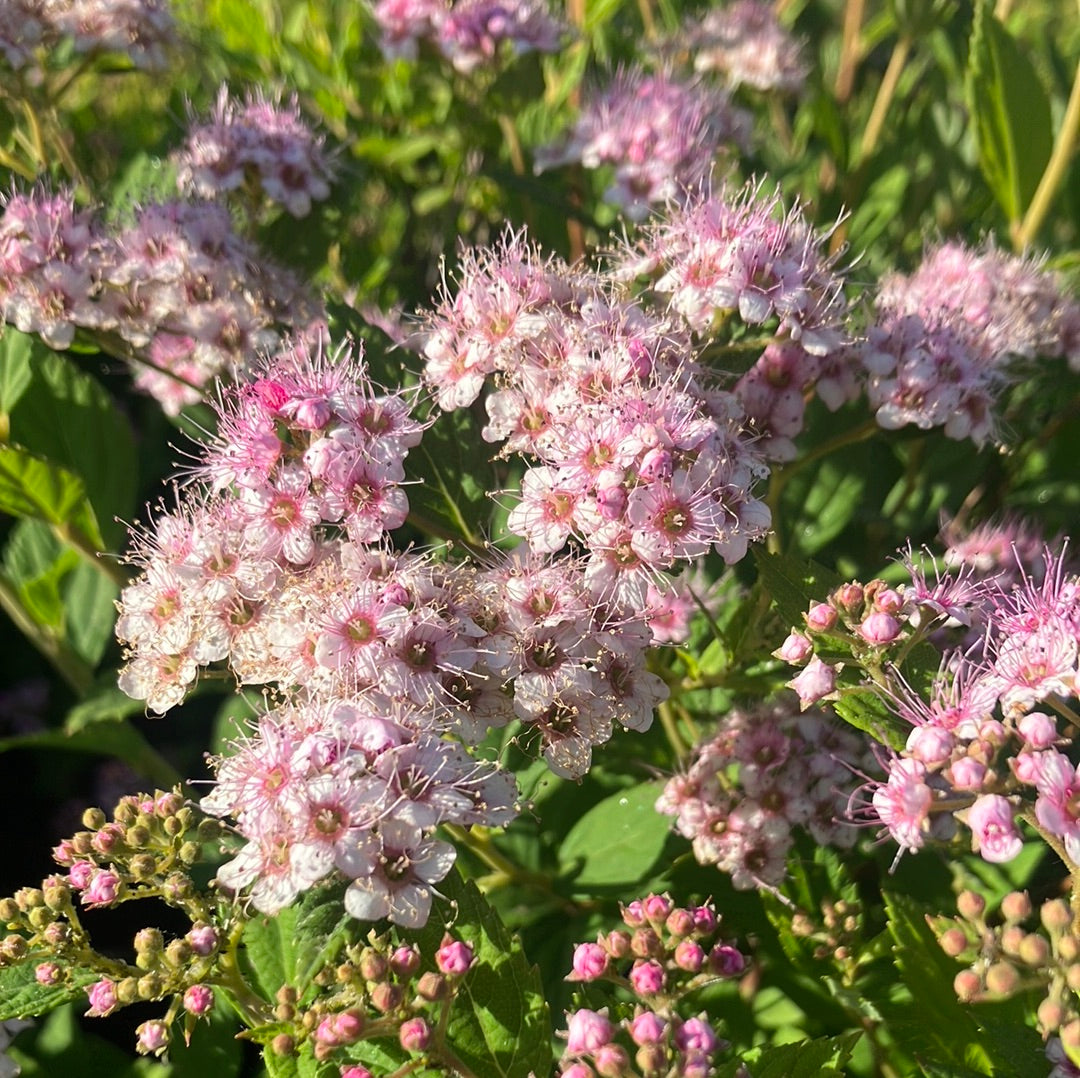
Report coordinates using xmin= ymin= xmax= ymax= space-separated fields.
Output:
xmin=420 ymin=228 xmax=771 ymax=610
xmin=933 ymin=889 xmax=1080 ymax=1068
xmin=656 ymin=702 xmax=874 ymax=889
xmin=0 ymin=790 xmax=224 ymax=1058
xmin=776 ymin=536 xmax=1080 ymax=876
xmin=0 ymin=0 xmax=174 ymax=74
xmin=535 ymin=67 xmax=750 ymax=221
xmin=370 ymin=0 xmax=565 ymax=72
xmin=175 ymin=86 xmax=336 ymax=217
xmin=681 ymin=0 xmax=807 ymax=93
xmin=267 ymin=930 xmax=476 ymax=1071
xmin=557 ymin=894 xmax=747 ymax=1077
xmin=0 ymin=189 xmax=322 ymax=414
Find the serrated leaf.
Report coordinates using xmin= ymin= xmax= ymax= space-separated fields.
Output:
xmin=718 ymin=1031 xmax=862 ymax=1077
xmin=0 ymin=960 xmax=99 ymax=1021
xmin=64 ymin=678 xmax=148 ymax=733
xmin=752 ymin=548 xmax=844 ymax=630
xmin=557 ymin=781 xmax=670 ymax=888
xmin=241 ymin=904 xmax=300 ymax=1004
xmin=292 ymin=881 xmax=358 ymax=1000
xmin=395 ymin=869 xmax=551 ymax=1078
xmin=966 ymin=0 xmax=1053 ymax=223
xmin=832 ymin=685 xmax=908 ymax=750
xmin=60 ymin=560 xmax=119 ymax=666
xmin=0 ymin=446 xmax=104 ymax=550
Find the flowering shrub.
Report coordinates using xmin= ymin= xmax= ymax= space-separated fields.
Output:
xmin=0 ymin=0 xmax=1078 ymax=1076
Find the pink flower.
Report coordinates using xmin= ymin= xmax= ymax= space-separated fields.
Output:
xmin=871 ymin=758 xmax=933 ymax=853
xmin=966 ymin=795 xmax=1023 ymax=863
xmin=565 ymin=1009 xmax=615 ymax=1055
xmin=788 ymin=656 xmax=837 ymax=708
xmin=85 ymin=979 xmax=118 ymax=1017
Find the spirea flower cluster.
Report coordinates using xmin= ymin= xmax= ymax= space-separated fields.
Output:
xmin=420 ymin=228 xmax=772 ymax=599
xmin=175 ymin=86 xmax=335 ymax=217
xmin=370 ymin=0 xmax=565 ymax=72
xmin=853 ymin=240 xmax=1080 ymax=445
xmin=535 ymin=67 xmax=751 ymax=220
xmin=656 ymin=702 xmax=875 ymax=889
xmin=115 ymin=334 xmax=678 ymax=920
xmin=0 ymin=0 xmax=174 ymax=74
xmin=0 ymin=189 xmax=321 ymax=413
xmin=557 ymin=893 xmax=748 ymax=1077
xmin=681 ymin=0 xmax=807 ymax=93
xmin=777 ymin=534 xmax=1080 ymax=874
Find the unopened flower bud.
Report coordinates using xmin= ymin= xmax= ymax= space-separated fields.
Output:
xmin=775 ymin=631 xmax=813 ymax=664
xmin=1067 ymin=965 xmax=1080 ymax=992
xmin=184 ymin=985 xmax=214 ymax=1017
xmin=570 ymin=942 xmax=608 ymax=982
xmin=858 ymin=611 xmax=902 ymax=645
xmin=1018 ymin=934 xmax=1049 ymax=966
xmin=957 ymin=891 xmax=985 ymax=921
xmin=0 ymin=899 xmax=18 ymax=922
xmin=341 ymin=1068 xmax=374 ymax=1078
xmin=42 ymin=922 xmax=69 ymax=947
xmin=937 ymin=927 xmax=968 ymax=957
xmin=271 ymin=1034 xmax=295 ymax=1057
xmin=665 ymin=908 xmax=694 ymax=938
xmin=435 ymin=936 xmax=474 ymax=976
xmin=359 ymin=948 xmax=389 ymax=982
xmin=953 ymin=969 xmax=981 ymax=1002
xmin=28 ymin=908 xmax=53 ymax=930
xmin=985 ymin=962 xmax=1019 ymax=996
xmin=1039 ymin=997 xmax=1067 ymax=1033
xmin=1000 ymin=925 xmax=1025 ymax=956
xmin=276 ymin=985 xmax=297 ymax=1006
xmin=135 ymin=1020 xmax=169 ymax=1056
xmin=604 ymin=930 xmax=631 ymax=958
xmin=399 ymin=1016 xmax=431 ymax=1052
xmin=187 ymin=924 xmax=218 ymax=956
xmin=804 ymin=602 xmax=838 ymax=632
xmin=630 ymin=928 xmax=661 ymax=958
xmin=2 ymin=935 xmax=28 ymax=961
xmin=369 ymin=982 xmax=402 ymax=1014
xmin=163 ymin=817 xmax=184 ymax=838
xmin=129 ymin=854 xmax=156 ymax=881
xmin=595 ymin=1042 xmax=630 ymax=1077
xmin=1000 ymin=891 xmax=1032 ymax=923
xmin=126 ymin=825 xmax=151 ymax=848
xmin=636 ymin=1043 xmax=666 ymax=1074
xmin=16 ymin=888 xmax=44 ymax=911
xmin=82 ymin=808 xmax=106 ymax=830
xmin=832 ymin=583 xmax=865 ymax=616
xmin=709 ymin=943 xmax=746 ymax=976
xmin=137 ymin=973 xmax=163 ymax=999
xmin=135 ymin=927 xmax=164 ymax=955
xmin=35 ymin=962 xmax=61 ymax=986
xmin=389 ymin=944 xmax=420 ymax=978
xmin=42 ymin=878 xmax=70 ymax=911
xmin=197 ymin=818 xmax=223 ymax=842
xmin=1042 ymin=900 xmax=1072 ymax=933
xmin=1059 ymin=935 xmax=1080 ymax=962
xmin=71 ymin=832 xmax=94 ymax=855
xmin=416 ymin=971 xmax=447 ymax=1001
xmin=86 ymin=978 xmax=119 ymax=1016
xmin=628 ymin=959 xmax=665 ymax=996
xmin=165 ymin=939 xmax=192 ymax=968
xmin=178 ymin=841 xmax=200 ymax=865
xmin=674 ymin=939 xmax=705 ymax=973
xmin=1061 ymin=1019 xmax=1080 ymax=1053
xmin=162 ymin=872 xmax=193 ymax=902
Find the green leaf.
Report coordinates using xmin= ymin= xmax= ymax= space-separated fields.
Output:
xmin=557 ymin=781 xmax=671 ymax=889
xmin=786 ymin=460 xmax=866 ymax=556
xmin=0 ymin=446 xmax=104 ymax=550
xmin=64 ymin=677 xmax=148 ymax=734
xmin=832 ymin=685 xmax=909 ymax=750
xmin=0 ymin=328 xmax=34 ymax=418
xmin=0 ymin=960 xmax=99 ymax=1021
xmin=6 ymin=345 xmax=137 ymax=549
xmin=291 ymin=881 xmax=358 ymax=1000
xmin=381 ymin=869 xmax=551 ymax=1078
xmin=883 ymin=891 xmax=1044 ymax=1075
xmin=241 ymin=904 xmax=300 ymax=1005
xmin=718 ymin=1031 xmax=862 ymax=1077
xmin=61 ymin=560 xmax=120 ymax=667
xmin=752 ymin=548 xmax=844 ymax=631
xmin=966 ymin=0 xmax=1053 ymax=223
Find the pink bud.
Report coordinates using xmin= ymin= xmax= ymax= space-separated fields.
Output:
xmin=674 ymin=940 xmax=705 ymax=972
xmin=85 ymin=979 xmax=118 ymax=1017
xmin=68 ymin=860 xmax=94 ymax=890
xmin=948 ymin=757 xmax=987 ymax=792
xmin=389 ymin=944 xmax=421 ymax=978
xmin=638 ymin=448 xmax=673 ymax=483
xmin=709 ymin=943 xmax=746 ymax=976
xmin=187 ymin=924 xmax=219 ymax=956
xmin=665 ymin=908 xmax=695 ymax=938
xmin=594 ymin=1042 xmax=630 ymax=1077
xmin=690 ymin=905 xmax=717 ymax=934
xmin=183 ymin=985 xmax=214 ymax=1017
xmin=967 ymin=794 xmax=1023 ymax=864
xmin=804 ymin=602 xmax=837 ymax=631
xmin=788 ymin=656 xmax=836 ymax=708
xmin=641 ymin=894 xmax=673 ymax=923
xmin=340 ymin=1069 xmax=374 ymax=1078
xmin=620 ymin=901 xmax=646 ymax=928
xmin=399 ymin=1017 xmax=430 ymax=1053
xmin=566 ymin=1009 xmax=614 ymax=1054
xmin=596 ymin=483 xmax=627 ymax=521
xmin=858 ymin=611 xmax=902 ymax=645
xmin=82 ymin=869 xmax=122 ymax=908
xmin=569 ymin=942 xmax=608 ymax=982
xmin=1018 ymin=712 xmax=1058 ymax=750
xmin=775 ymin=631 xmax=813 ymax=663
xmin=906 ymin=724 xmax=954 ymax=765
xmin=629 ymin=1010 xmax=666 ymax=1046
xmin=628 ymin=959 xmax=665 ymax=996
xmin=435 ymin=936 xmax=474 ymax=977
xmin=874 ymin=588 xmax=903 ymax=614
xmin=673 ymin=1015 xmax=719 ymax=1054
xmin=135 ymin=1020 xmax=169 ymax=1056
xmin=36 ymin=962 xmax=60 ymax=986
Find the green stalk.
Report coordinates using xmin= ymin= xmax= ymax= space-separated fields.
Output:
xmin=856 ymin=36 xmax=913 ymax=166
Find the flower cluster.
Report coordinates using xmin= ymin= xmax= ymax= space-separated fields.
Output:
xmin=201 ymin=699 xmax=516 ymax=920
xmin=557 ymin=893 xmax=747 ymax=1077
xmin=0 ymin=189 xmax=321 ymax=413
xmin=420 ymin=228 xmax=771 ymax=605
xmin=776 ymin=537 xmax=1080 ymax=876
xmin=175 ymin=86 xmax=336 ymax=217
xmin=0 ymin=790 xmax=224 ymax=1059
xmin=851 ymin=241 xmax=1080 ymax=446
xmin=535 ymin=67 xmax=751 ymax=220
xmin=933 ymin=889 xmax=1080 ymax=1067
xmin=656 ymin=702 xmax=874 ymax=889
xmin=681 ymin=0 xmax=807 ymax=93
xmin=267 ymin=929 xmax=477 ymax=1071
xmin=370 ymin=0 xmax=565 ymax=72
xmin=0 ymin=0 xmax=174 ymax=74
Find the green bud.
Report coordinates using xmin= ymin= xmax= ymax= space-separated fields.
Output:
xmin=163 ymin=817 xmax=184 ymax=838
xmin=129 ymin=854 xmax=156 ymax=881
xmin=175 ymin=808 xmax=195 ymax=830
xmin=117 ymin=977 xmax=140 ymax=1004
xmin=126 ymin=825 xmax=151 ymax=848
xmin=28 ymin=908 xmax=53 ymax=931
xmin=82 ymin=808 xmax=107 ymax=830
xmin=271 ymin=1035 xmax=295 ymax=1057
xmin=0 ymin=899 xmax=19 ymax=923
xmin=162 ymin=873 xmax=193 ymax=902
xmin=71 ymin=832 xmax=94 ymax=855
xmin=178 ymin=842 xmax=200 ymax=866
xmin=196 ymin=819 xmax=223 ymax=842
xmin=165 ymin=940 xmax=192 ymax=968
xmin=1 ymin=935 xmax=29 ymax=961
xmin=137 ymin=973 xmax=163 ymax=999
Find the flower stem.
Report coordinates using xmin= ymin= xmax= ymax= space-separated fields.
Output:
xmin=1013 ymin=55 xmax=1080 ymax=250
xmin=856 ymin=36 xmax=912 ymax=166
xmin=834 ymin=0 xmax=867 ymax=103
